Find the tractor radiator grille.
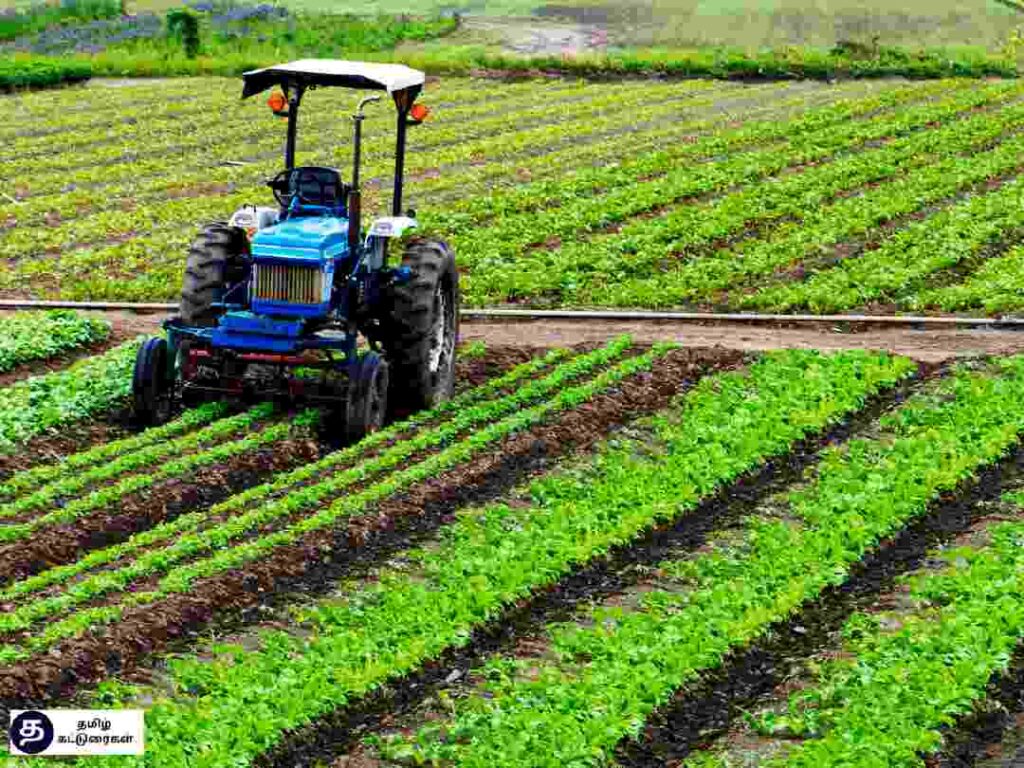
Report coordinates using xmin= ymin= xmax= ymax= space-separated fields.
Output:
xmin=253 ymin=263 xmax=323 ymax=305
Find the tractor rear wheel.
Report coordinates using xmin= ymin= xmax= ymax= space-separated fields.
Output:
xmin=180 ymin=223 xmax=248 ymax=327
xmin=133 ymin=337 xmax=173 ymax=426
xmin=383 ymin=238 xmax=459 ymax=414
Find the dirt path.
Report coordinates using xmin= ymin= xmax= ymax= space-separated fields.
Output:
xmin=46 ymin=311 xmax=1024 ymax=364
xmin=460 ymin=319 xmax=1024 ymax=363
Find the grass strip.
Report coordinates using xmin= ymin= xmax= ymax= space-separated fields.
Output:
xmin=0 ymin=343 xmax=627 ymax=652
xmin=39 ymin=349 xmax=914 ymax=768
xmin=0 ymin=349 xmax=570 ymax=606
xmin=0 ymin=401 xmax=230 ymax=500
xmin=0 ymin=339 xmax=138 ymax=454
xmin=0 ymin=402 xmax=273 ymax=521
xmin=0 ymin=310 xmax=109 ymax=373
xmin=388 ymin=359 xmax=1024 ymax=767
xmin=0 ymin=403 xmax=301 ymax=546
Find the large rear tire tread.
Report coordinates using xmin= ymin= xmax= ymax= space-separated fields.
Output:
xmin=383 ymin=238 xmax=459 ymax=413
xmin=180 ymin=222 xmax=248 ymax=327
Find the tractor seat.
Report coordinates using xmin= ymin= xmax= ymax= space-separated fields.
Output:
xmin=270 ymin=166 xmax=350 ymax=211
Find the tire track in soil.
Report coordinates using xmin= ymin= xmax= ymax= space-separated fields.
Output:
xmin=0 ymin=344 xmax=531 ymax=484
xmin=0 ymin=347 xmax=741 ymax=707
xmin=612 ymin=434 xmax=1024 ymax=767
xmin=255 ymin=361 xmax=933 ymax=768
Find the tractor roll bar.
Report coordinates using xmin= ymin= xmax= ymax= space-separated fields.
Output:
xmin=284 ymin=84 xmax=305 ymax=170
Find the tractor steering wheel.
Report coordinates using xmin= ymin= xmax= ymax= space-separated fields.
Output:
xmin=268 ymin=168 xmax=328 ymax=210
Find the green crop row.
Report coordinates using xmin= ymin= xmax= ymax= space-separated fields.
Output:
xmin=0 ymin=347 xmax=570 ymax=606
xmin=0 ymin=404 xmax=309 ymax=547
xmin=468 ymin=87 xmax=1024 ymax=305
xmin=0 ymin=76 xmax=574 ymax=146
xmin=0 ymin=79 xmax=868 ymax=232
xmin=17 ymin=79 xmax=704 ymax=185
xmin=587 ymin=120 xmax=1024 ymax=308
xmin=745 ymin=175 xmax=1024 ymax=312
xmin=46 ymin=349 xmax=912 ymax=768
xmin=5 ymin=79 xmax=707 ymax=218
xmin=0 ymin=83 xmax=861 ymax=299
xmin=0 ymin=339 xmax=137 ymax=454
xmin=0 ymin=309 xmax=109 ymax=373
xmin=440 ymin=81 xmax=998 ymax=280
xmin=434 ymin=79 xmax=934 ymax=225
xmin=0 ymin=402 xmax=275 ymax=522
xmin=0 ymin=82 xmax=933 ymax=303
xmin=0 ymin=81 xmax=929 ymax=261
xmin=386 ymin=359 xmax=1024 ymax=767
xmin=0 ymin=401 xmax=229 ymax=500
xmin=716 ymin=501 xmax=1024 ymax=767
xmin=0 ymin=86 xmax=722 ymax=268
xmin=0 ymin=341 xmax=630 ymax=654
xmin=912 ymin=242 xmax=1024 ymax=314
xmin=11 ymin=79 xmax=704 ymax=204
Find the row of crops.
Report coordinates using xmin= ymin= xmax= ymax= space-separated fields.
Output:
xmin=5 ymin=76 xmax=1024 ymax=315
xmin=0 ymin=309 xmax=1020 ymax=765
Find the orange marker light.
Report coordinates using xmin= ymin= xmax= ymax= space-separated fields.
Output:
xmin=267 ymin=91 xmax=288 ymax=115
xmin=410 ymin=103 xmax=430 ymax=122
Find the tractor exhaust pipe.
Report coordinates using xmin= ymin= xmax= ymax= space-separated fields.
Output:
xmin=349 ymin=95 xmax=380 ymax=255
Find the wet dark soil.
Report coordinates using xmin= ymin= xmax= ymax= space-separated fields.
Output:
xmin=616 ymin=443 xmax=1024 ymax=766
xmin=0 ymin=436 xmax=321 ymax=586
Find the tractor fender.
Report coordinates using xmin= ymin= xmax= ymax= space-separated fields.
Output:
xmin=368 ymin=216 xmax=417 ymax=239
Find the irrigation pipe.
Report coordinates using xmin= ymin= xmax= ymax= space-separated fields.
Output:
xmin=1 ymin=300 xmax=1023 ymax=330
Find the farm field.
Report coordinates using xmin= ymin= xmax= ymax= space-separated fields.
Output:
xmin=5 ymin=75 xmax=1024 ymax=316
xmin=122 ymin=0 xmax=1021 ymax=49
xmin=2 ymin=314 xmax=1024 ymax=766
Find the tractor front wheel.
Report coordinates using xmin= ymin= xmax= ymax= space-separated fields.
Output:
xmin=344 ymin=352 xmax=389 ymax=443
xmin=180 ymin=223 xmax=249 ymax=327
xmin=383 ymin=238 xmax=459 ymax=414
xmin=132 ymin=337 xmax=173 ymax=426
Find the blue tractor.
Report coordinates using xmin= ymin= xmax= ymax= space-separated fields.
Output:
xmin=132 ymin=60 xmax=459 ymax=440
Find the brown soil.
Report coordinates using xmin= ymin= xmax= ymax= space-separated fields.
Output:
xmin=460 ymin=320 xmax=1024 ymax=363
xmin=40 ymin=310 xmax=1024 ymax=366
xmin=0 ymin=347 xmax=742 ymax=703
xmin=0 ymin=436 xmax=320 ymax=586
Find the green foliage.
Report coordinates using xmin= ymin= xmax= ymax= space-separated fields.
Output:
xmin=390 ymin=358 xmax=1024 ymax=767
xmin=0 ymin=310 xmax=109 ymax=373
xmin=0 ymin=55 xmax=91 ymax=91
xmin=0 ymin=0 xmax=120 ymax=42
xmin=0 ymin=348 xmax=569 ymax=608
xmin=35 ymin=349 xmax=911 ymax=768
xmin=165 ymin=8 xmax=200 ymax=59
xmin=0 ymin=339 xmax=138 ymax=453
xmin=757 ymin=518 xmax=1024 ymax=765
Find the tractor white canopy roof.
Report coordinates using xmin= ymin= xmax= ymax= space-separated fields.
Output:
xmin=242 ymin=59 xmax=425 ymax=99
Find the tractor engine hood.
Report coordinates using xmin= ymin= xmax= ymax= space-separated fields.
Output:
xmin=249 ymin=217 xmax=351 ymax=317
xmin=251 ymin=216 xmax=349 ymax=260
